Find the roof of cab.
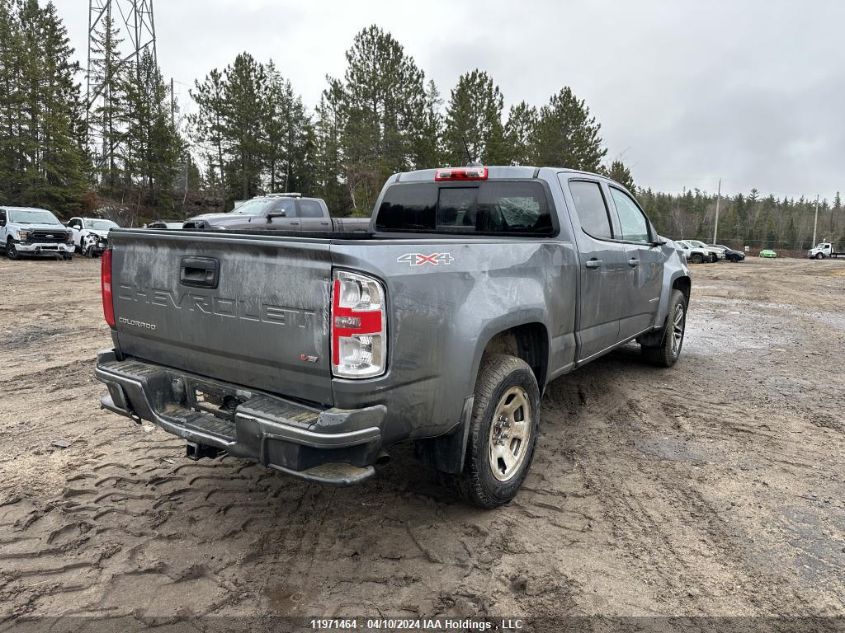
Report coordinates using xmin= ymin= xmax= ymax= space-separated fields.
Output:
xmin=391 ymin=165 xmax=615 ymax=184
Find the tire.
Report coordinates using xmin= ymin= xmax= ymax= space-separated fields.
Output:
xmin=6 ymin=239 xmax=19 ymax=260
xmin=815 ymin=252 xmax=824 ymax=260
xmin=690 ymin=253 xmax=703 ymax=264
xmin=456 ymin=354 xmax=540 ymax=509
xmin=641 ymin=289 xmax=687 ymax=368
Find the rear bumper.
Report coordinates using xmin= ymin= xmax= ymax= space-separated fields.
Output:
xmin=95 ymin=350 xmax=386 ymax=485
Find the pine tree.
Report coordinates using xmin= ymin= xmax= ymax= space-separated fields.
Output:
xmin=607 ymin=160 xmax=635 ymax=192
xmin=340 ymin=25 xmax=428 ymax=213
xmin=532 ymin=87 xmax=606 ymax=171
xmin=264 ymin=63 xmax=312 ymax=194
xmin=443 ymin=69 xmax=506 ymax=165
xmin=0 ymin=0 xmax=87 ymax=211
xmin=0 ymin=0 xmax=24 ymax=202
xmin=88 ymin=5 xmax=126 ymax=190
xmin=504 ymin=101 xmax=537 ymax=166
xmin=189 ymin=68 xmax=227 ymax=203
xmin=123 ymin=49 xmax=181 ymax=208
xmin=221 ymin=52 xmax=267 ymax=201
xmin=410 ymin=79 xmax=443 ymax=169
xmin=314 ymin=78 xmax=349 ymax=213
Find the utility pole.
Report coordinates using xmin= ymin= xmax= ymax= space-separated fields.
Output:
xmin=712 ymin=179 xmax=721 ymax=245
xmin=812 ymin=194 xmax=820 ymax=246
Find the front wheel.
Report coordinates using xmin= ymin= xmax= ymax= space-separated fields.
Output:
xmin=457 ymin=354 xmax=540 ymax=509
xmin=815 ymin=252 xmax=824 ymax=260
xmin=690 ymin=253 xmax=703 ymax=264
xmin=6 ymin=240 xmax=19 ymax=260
xmin=642 ymin=289 xmax=687 ymax=367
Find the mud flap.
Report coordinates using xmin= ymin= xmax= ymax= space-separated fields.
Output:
xmin=414 ymin=396 xmax=474 ymax=475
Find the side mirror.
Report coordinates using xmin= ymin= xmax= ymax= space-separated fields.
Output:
xmin=266 ymin=211 xmax=286 ymax=220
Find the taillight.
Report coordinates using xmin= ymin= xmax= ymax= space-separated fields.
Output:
xmin=435 ymin=166 xmax=488 ymax=181
xmin=101 ymin=249 xmax=115 ymax=328
xmin=331 ymin=270 xmax=386 ymax=379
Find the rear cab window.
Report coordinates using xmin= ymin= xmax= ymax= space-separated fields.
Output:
xmin=375 ymin=181 xmax=555 ymax=236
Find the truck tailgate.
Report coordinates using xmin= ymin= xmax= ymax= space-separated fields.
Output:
xmin=110 ymin=230 xmax=333 ymax=405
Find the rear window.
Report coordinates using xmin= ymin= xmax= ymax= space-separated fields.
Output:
xmin=375 ymin=181 xmax=554 ymax=235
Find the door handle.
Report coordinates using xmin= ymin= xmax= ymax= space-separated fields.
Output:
xmin=585 ymin=259 xmax=603 ymax=269
xmin=628 ymin=258 xmax=640 ymax=267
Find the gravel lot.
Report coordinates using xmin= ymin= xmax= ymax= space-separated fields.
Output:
xmin=1 ymin=255 xmax=844 ymax=626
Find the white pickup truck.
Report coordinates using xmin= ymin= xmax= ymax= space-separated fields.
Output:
xmin=808 ymin=242 xmax=844 ymax=259
xmin=67 ymin=217 xmax=120 ymax=257
xmin=0 ymin=206 xmax=74 ymax=260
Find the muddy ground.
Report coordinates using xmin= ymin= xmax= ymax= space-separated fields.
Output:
xmin=1 ymin=255 xmax=843 ymax=627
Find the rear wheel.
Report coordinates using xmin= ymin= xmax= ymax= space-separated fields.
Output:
xmin=456 ymin=354 xmax=540 ymax=509
xmin=642 ymin=289 xmax=687 ymax=367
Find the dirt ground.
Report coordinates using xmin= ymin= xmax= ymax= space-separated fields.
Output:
xmin=1 ymin=255 xmax=844 ymax=627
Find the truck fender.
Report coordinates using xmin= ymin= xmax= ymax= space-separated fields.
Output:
xmin=646 ymin=269 xmax=691 ymax=342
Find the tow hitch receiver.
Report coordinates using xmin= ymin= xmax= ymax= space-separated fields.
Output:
xmin=186 ymin=441 xmax=221 ymax=461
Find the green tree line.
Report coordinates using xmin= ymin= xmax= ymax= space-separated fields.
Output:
xmin=0 ymin=5 xmax=842 ymax=250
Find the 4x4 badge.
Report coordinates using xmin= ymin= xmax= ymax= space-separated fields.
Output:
xmin=397 ymin=252 xmax=454 ymax=267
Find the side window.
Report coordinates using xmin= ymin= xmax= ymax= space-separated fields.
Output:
xmin=269 ymin=199 xmax=296 ymax=217
xmin=298 ymin=199 xmax=324 ymax=218
xmin=610 ymin=188 xmax=650 ymax=243
xmin=0 ymin=209 xmax=6 ymax=226
xmin=566 ymin=179 xmax=613 ymax=240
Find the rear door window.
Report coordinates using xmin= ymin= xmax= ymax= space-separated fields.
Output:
xmin=298 ymin=199 xmax=324 ymax=218
xmin=566 ymin=180 xmax=613 ymax=239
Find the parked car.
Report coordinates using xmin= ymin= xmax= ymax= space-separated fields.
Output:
xmin=807 ymin=242 xmax=844 ymax=259
xmin=759 ymin=249 xmax=778 ymax=258
xmin=95 ymin=166 xmax=691 ymax=508
xmin=686 ymin=239 xmax=722 ymax=262
xmin=183 ymin=193 xmax=370 ymax=233
xmin=710 ymin=244 xmax=746 ymax=262
xmin=0 ymin=206 xmax=74 ymax=260
xmin=67 ymin=217 xmax=120 ymax=257
xmin=146 ymin=220 xmax=185 ymax=230
xmin=675 ymin=240 xmax=713 ymax=264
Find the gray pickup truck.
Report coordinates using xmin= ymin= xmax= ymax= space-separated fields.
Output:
xmin=95 ymin=166 xmax=690 ymax=508
xmin=182 ymin=193 xmax=370 ymax=233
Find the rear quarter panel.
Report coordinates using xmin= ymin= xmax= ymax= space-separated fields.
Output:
xmin=330 ymin=233 xmax=578 ymax=443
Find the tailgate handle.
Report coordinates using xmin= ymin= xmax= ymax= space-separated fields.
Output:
xmin=180 ymin=256 xmax=219 ymax=289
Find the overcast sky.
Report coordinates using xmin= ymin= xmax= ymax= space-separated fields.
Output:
xmin=55 ymin=0 xmax=845 ymax=201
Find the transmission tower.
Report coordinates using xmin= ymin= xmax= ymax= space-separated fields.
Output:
xmin=86 ymin=0 xmax=157 ymax=164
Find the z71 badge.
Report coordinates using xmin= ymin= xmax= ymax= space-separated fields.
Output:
xmin=397 ymin=252 xmax=454 ymax=267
